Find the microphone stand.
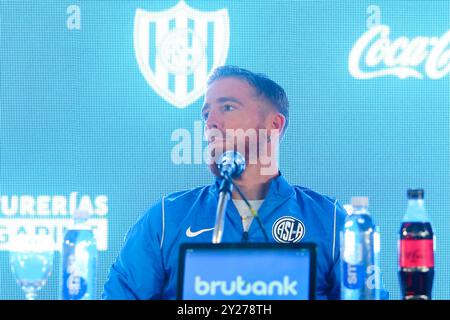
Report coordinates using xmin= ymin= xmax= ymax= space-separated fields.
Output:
xmin=212 ymin=175 xmax=232 ymax=244
xmin=212 ymin=151 xmax=245 ymax=244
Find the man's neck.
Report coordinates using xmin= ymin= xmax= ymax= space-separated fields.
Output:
xmin=231 ymin=164 xmax=279 ymax=200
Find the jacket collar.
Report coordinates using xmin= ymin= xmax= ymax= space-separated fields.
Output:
xmin=209 ymin=171 xmax=294 ymax=204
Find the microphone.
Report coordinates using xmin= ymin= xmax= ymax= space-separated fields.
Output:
xmin=216 ymin=151 xmax=246 ymax=179
xmin=212 ymin=151 xmax=246 ymax=244
xmin=212 ymin=151 xmax=270 ymax=243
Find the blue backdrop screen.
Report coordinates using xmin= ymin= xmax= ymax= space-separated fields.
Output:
xmin=1 ymin=0 xmax=449 ymax=299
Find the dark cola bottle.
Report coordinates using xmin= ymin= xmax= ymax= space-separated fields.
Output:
xmin=399 ymin=189 xmax=435 ymax=300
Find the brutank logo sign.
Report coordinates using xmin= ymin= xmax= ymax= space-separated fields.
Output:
xmin=194 ymin=275 xmax=299 ymax=297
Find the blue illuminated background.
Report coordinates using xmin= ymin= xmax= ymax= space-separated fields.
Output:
xmin=1 ymin=1 xmax=449 ymax=299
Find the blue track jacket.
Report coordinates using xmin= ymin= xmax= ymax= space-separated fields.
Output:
xmin=103 ymin=174 xmax=347 ymax=300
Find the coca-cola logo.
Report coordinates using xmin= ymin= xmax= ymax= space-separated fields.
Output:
xmin=404 ymin=249 xmax=424 ymax=264
xmin=349 ymin=25 xmax=450 ymax=79
xmin=400 ymin=239 xmax=435 ymax=268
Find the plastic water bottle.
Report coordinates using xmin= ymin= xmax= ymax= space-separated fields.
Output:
xmin=399 ymin=189 xmax=434 ymax=300
xmin=61 ymin=210 xmax=98 ymax=300
xmin=341 ymin=197 xmax=380 ymax=300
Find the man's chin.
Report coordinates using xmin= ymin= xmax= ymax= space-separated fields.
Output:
xmin=208 ymin=163 xmax=221 ymax=177
xmin=206 ymin=141 xmax=230 ymax=171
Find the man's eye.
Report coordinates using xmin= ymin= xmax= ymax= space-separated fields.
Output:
xmin=202 ymin=112 xmax=209 ymax=121
xmin=223 ymin=104 xmax=235 ymax=111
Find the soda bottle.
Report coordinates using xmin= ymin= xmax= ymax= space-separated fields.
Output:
xmin=61 ymin=210 xmax=98 ymax=300
xmin=399 ymin=189 xmax=434 ymax=300
xmin=341 ymin=196 xmax=380 ymax=300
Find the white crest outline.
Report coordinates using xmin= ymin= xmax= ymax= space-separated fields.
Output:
xmin=134 ymin=1 xmax=229 ymax=108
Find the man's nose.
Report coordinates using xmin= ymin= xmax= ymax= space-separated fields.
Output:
xmin=205 ymin=108 xmax=221 ymax=130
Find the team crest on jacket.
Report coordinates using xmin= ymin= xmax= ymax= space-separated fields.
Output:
xmin=272 ymin=216 xmax=305 ymax=243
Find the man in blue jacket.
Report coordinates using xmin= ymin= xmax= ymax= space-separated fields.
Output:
xmin=103 ymin=66 xmax=347 ymax=300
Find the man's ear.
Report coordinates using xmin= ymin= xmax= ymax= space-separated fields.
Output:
xmin=270 ymin=113 xmax=286 ymax=133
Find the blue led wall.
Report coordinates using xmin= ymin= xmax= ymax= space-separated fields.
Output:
xmin=1 ymin=0 xmax=449 ymax=299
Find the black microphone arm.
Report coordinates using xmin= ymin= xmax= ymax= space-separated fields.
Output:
xmin=212 ymin=151 xmax=245 ymax=244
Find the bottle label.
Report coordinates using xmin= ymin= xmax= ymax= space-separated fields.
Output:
xmin=63 ymin=273 xmax=88 ymax=300
xmin=342 ymin=262 xmax=365 ymax=289
xmin=62 ymin=253 xmax=89 ymax=300
xmin=399 ymin=239 xmax=434 ymax=268
xmin=342 ymin=262 xmax=380 ymax=290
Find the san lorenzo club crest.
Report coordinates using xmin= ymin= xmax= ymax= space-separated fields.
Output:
xmin=134 ymin=1 xmax=229 ymax=108
xmin=272 ymin=216 xmax=306 ymax=243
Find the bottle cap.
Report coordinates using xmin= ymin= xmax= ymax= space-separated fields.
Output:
xmin=351 ymin=196 xmax=369 ymax=207
xmin=407 ymin=189 xmax=424 ymax=199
